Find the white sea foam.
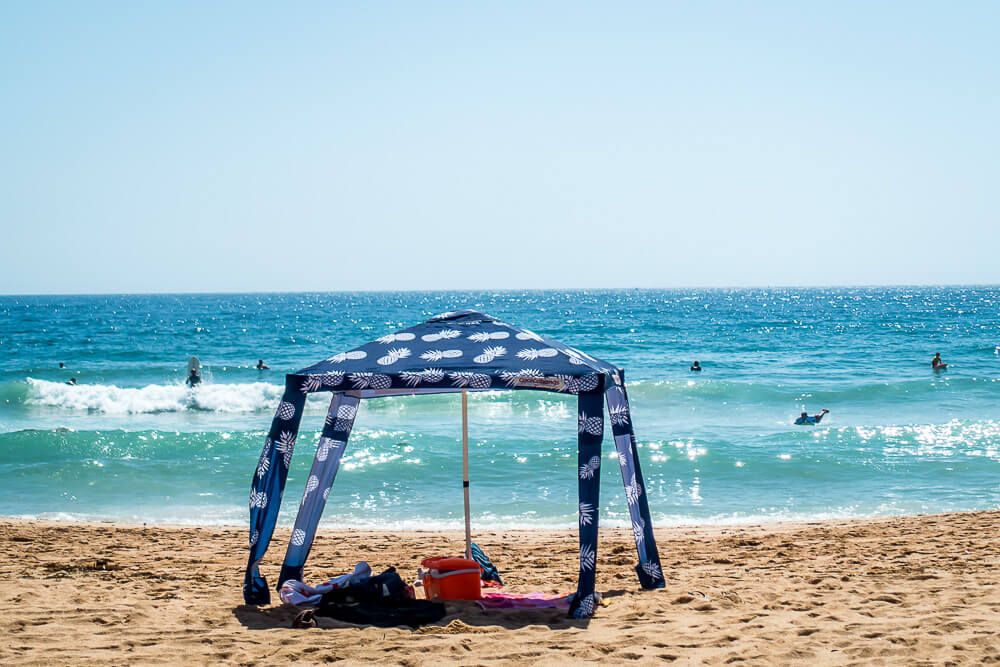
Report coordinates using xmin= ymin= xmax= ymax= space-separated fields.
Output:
xmin=25 ymin=378 xmax=297 ymax=414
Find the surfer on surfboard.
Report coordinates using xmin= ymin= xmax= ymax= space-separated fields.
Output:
xmin=795 ymin=409 xmax=829 ymax=426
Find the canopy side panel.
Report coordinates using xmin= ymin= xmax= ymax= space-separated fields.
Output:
xmin=606 ymin=381 xmax=665 ymax=589
xmin=569 ymin=389 xmax=603 ymax=619
xmin=278 ymin=393 xmax=359 ymax=587
xmin=243 ymin=375 xmax=308 ymax=604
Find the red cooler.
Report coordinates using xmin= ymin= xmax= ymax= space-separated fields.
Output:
xmin=420 ymin=557 xmax=482 ymax=600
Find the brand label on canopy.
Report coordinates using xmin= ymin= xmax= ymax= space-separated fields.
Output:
xmin=512 ymin=376 xmax=566 ymax=390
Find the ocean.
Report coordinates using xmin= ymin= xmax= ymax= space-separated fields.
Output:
xmin=1 ymin=288 xmax=997 ymax=529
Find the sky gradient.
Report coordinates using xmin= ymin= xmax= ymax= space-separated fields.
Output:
xmin=2 ymin=1 xmax=998 ymax=294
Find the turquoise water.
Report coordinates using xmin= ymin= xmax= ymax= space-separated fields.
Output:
xmin=1 ymin=288 xmax=998 ymax=528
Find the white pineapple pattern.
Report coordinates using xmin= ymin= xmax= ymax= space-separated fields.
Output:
xmin=515 ymin=347 xmax=558 ymax=360
xmin=277 ymin=401 xmax=296 ymax=421
xmin=499 ymin=369 xmax=543 ymax=387
xmin=574 ymin=374 xmax=601 ymax=392
xmin=400 ymin=368 xmax=446 ymax=387
xmin=349 ymin=372 xmax=392 ymax=390
xmin=609 ymin=404 xmax=631 ymax=427
xmin=249 ymin=489 xmax=268 ymax=509
xmin=473 ymin=346 xmax=506 ymax=364
xmin=554 ymin=374 xmax=581 ymax=394
xmin=322 ymin=371 xmax=345 ymax=388
xmin=249 ymin=529 xmax=259 ymax=548
xmin=515 ymin=330 xmax=543 ymax=342
xmin=430 ymin=311 xmax=459 ymax=321
xmin=578 ymin=412 xmax=604 ymax=436
xmin=625 ymin=473 xmax=643 ymax=506
xmin=376 ymin=347 xmax=412 ymax=366
xmin=579 ymin=455 xmax=601 ymax=480
xmin=641 ymin=561 xmax=663 ymax=581
xmin=421 ymin=329 xmax=461 ymax=342
xmin=632 ymin=517 xmax=645 ymax=545
xmin=567 ymin=347 xmax=598 ymax=363
xmin=618 ymin=450 xmax=630 ymax=469
xmin=420 ymin=349 xmax=462 ymax=362
xmin=565 ymin=351 xmax=587 ymax=365
xmin=323 ymin=487 xmax=331 ymax=501
xmin=468 ymin=331 xmax=509 ymax=343
xmin=300 ymin=376 xmax=323 ymax=393
xmin=290 ymin=529 xmax=306 ymax=546
xmin=448 ymin=372 xmax=492 ymax=389
xmin=579 ymin=502 xmax=595 ymax=526
xmin=256 ymin=439 xmax=272 ymax=479
xmin=316 ymin=437 xmax=337 ymax=462
xmin=422 ymin=368 xmax=446 ymax=383
xmin=574 ymin=593 xmax=597 ymax=618
xmin=326 ymin=350 xmax=367 ymax=363
xmin=579 ymin=545 xmax=596 ymax=572
xmin=275 ymin=431 xmax=297 ymax=468
xmin=376 ymin=332 xmax=415 ymax=344
xmin=302 ymin=475 xmax=319 ymax=503
xmin=334 ymin=404 xmax=358 ymax=431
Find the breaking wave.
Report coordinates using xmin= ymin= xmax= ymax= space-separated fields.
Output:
xmin=10 ymin=373 xmax=1000 ymax=417
xmin=23 ymin=378 xmax=288 ymax=414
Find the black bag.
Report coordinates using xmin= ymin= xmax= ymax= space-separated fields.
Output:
xmin=318 ymin=567 xmax=410 ymax=606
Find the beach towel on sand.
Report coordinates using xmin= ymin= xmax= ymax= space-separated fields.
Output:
xmin=470 ymin=542 xmax=503 ymax=586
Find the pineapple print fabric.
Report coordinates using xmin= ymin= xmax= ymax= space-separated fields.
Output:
xmin=606 ymin=382 xmax=665 ymax=591
xmin=244 ymin=375 xmax=308 ymax=606
xmin=244 ymin=310 xmax=665 ymax=617
xmin=278 ymin=393 xmax=358 ymax=587
xmin=294 ymin=310 xmax=619 ymax=396
xmin=571 ymin=389 xmax=604 ymax=619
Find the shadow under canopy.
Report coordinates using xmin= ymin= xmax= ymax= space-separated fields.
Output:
xmin=243 ymin=310 xmax=665 ymax=618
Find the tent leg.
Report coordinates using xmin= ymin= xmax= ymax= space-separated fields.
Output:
xmin=570 ymin=389 xmax=604 ymax=619
xmin=605 ymin=381 xmax=665 ymax=590
xmin=243 ymin=375 xmax=308 ymax=605
xmin=462 ymin=389 xmax=472 ymax=560
xmin=278 ymin=393 xmax=357 ymax=588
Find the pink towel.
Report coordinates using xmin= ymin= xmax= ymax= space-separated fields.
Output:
xmin=476 ymin=592 xmax=572 ymax=610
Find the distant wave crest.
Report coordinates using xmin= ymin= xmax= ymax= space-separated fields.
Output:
xmin=25 ymin=378 xmax=287 ymax=414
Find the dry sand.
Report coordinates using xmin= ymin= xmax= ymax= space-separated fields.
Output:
xmin=1 ymin=511 xmax=998 ymax=665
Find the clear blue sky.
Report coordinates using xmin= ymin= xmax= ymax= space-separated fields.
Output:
xmin=2 ymin=1 xmax=998 ymax=294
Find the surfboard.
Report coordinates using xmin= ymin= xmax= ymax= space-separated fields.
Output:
xmin=187 ymin=356 xmax=202 ymax=375
xmin=933 ymin=364 xmax=948 ymax=371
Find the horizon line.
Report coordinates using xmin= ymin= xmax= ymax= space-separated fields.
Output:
xmin=1 ymin=282 xmax=998 ymax=299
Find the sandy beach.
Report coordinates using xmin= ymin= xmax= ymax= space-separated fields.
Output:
xmin=0 ymin=511 xmax=997 ymax=665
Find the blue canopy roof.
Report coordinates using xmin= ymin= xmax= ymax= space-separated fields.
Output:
xmin=296 ymin=310 xmax=621 ymax=394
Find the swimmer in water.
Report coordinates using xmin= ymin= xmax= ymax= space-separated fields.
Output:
xmin=795 ymin=409 xmax=829 ymax=425
xmin=931 ymin=352 xmax=946 ymax=369
xmin=255 ymin=359 xmax=270 ymax=370
xmin=690 ymin=361 xmax=702 ymax=372
xmin=65 ymin=377 xmax=77 ymax=386
xmin=186 ymin=368 xmax=202 ymax=388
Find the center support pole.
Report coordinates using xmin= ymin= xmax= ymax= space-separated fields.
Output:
xmin=462 ymin=389 xmax=472 ymax=560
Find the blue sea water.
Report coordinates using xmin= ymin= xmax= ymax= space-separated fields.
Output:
xmin=1 ymin=288 xmax=998 ymax=529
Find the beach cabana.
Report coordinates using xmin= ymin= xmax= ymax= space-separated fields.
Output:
xmin=243 ymin=310 xmax=665 ymax=618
